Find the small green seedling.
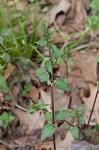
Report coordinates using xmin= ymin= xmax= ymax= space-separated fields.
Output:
xmin=0 ymin=112 xmax=15 ymax=129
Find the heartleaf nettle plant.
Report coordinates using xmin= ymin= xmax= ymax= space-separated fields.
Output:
xmin=0 ymin=112 xmax=15 ymax=129
xmin=28 ymin=23 xmax=70 ymax=150
xmin=28 ymin=23 xmax=99 ymax=149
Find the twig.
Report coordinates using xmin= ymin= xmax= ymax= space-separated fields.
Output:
xmin=87 ymin=90 xmax=99 ymax=128
xmin=0 ymin=140 xmax=22 ymax=149
xmin=0 ymin=104 xmax=27 ymax=112
xmin=0 ymin=106 xmax=11 ymax=110
xmin=8 ymin=90 xmax=27 ymax=112
xmin=64 ymin=120 xmax=74 ymax=127
xmin=15 ymin=103 xmax=27 ymax=112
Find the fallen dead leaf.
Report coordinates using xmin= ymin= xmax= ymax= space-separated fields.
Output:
xmin=48 ymin=0 xmax=86 ymax=34
xmin=15 ymin=135 xmax=37 ymax=146
xmin=7 ymin=0 xmax=27 ymax=11
xmin=48 ymin=0 xmax=59 ymax=5
xmin=40 ymin=88 xmax=70 ymax=113
xmin=12 ymin=108 xmax=45 ymax=133
xmin=72 ymin=50 xmax=99 ymax=85
xmin=59 ymin=63 xmax=67 ymax=77
xmin=4 ymin=63 xmax=15 ymax=80
xmin=56 ymin=132 xmax=74 ymax=150
xmin=12 ymin=85 xmax=20 ymax=101
xmin=70 ymin=0 xmax=86 ymax=31
xmin=49 ymin=0 xmax=70 ymax=23
xmin=34 ymin=141 xmax=53 ymax=150
xmin=7 ymin=0 xmax=18 ymax=7
xmin=0 ymin=145 xmax=7 ymax=150
xmin=26 ymin=86 xmax=39 ymax=104
xmin=69 ymin=70 xmax=90 ymax=107
xmin=82 ymin=84 xmax=99 ymax=124
xmin=0 ymin=92 xmax=3 ymax=103
xmin=40 ymin=89 xmax=51 ymax=112
xmin=47 ymin=88 xmax=70 ymax=111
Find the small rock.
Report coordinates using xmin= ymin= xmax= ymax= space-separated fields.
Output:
xmin=69 ymin=141 xmax=99 ymax=150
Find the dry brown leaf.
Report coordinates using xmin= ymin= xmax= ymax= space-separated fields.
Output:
xmin=15 ymin=135 xmax=36 ymax=146
xmin=0 ymin=92 xmax=3 ymax=103
xmin=48 ymin=0 xmax=86 ymax=34
xmin=34 ymin=132 xmax=74 ymax=150
xmin=47 ymin=88 xmax=70 ymax=111
xmin=50 ymin=30 xmax=68 ymax=44
xmin=0 ymin=145 xmax=7 ymax=150
xmin=26 ymin=86 xmax=39 ymax=104
xmin=58 ymin=50 xmax=99 ymax=108
xmin=70 ymin=92 xmax=83 ymax=109
xmin=49 ymin=0 xmax=70 ymax=23
xmin=66 ymin=50 xmax=99 ymax=107
xmin=48 ymin=0 xmax=59 ymax=5
xmin=72 ymin=50 xmax=99 ymax=85
xmin=12 ymin=108 xmax=45 ymax=133
xmin=65 ymin=0 xmax=86 ymax=32
xmin=34 ymin=141 xmax=53 ymax=150
xmin=59 ymin=63 xmax=67 ymax=77
xmin=82 ymin=84 xmax=99 ymax=124
xmin=59 ymin=63 xmax=89 ymax=107
xmin=4 ymin=63 xmax=15 ymax=80
xmin=40 ymin=89 xmax=51 ymax=112
xmin=71 ymin=0 xmax=86 ymax=30
xmin=56 ymin=132 xmax=74 ymax=150
xmin=7 ymin=0 xmax=27 ymax=11
xmin=83 ymin=0 xmax=91 ymax=11
xmin=12 ymin=85 xmax=20 ymax=101
xmin=54 ymin=89 xmax=70 ymax=110
xmin=40 ymin=88 xmax=70 ymax=113
xmin=69 ymin=71 xmax=90 ymax=98
xmin=7 ymin=0 xmax=18 ymax=7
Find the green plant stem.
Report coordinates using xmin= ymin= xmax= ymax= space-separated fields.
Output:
xmin=49 ymin=49 xmax=56 ymax=150
xmin=87 ymin=90 xmax=99 ymax=128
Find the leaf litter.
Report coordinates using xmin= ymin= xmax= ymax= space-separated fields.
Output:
xmin=0 ymin=0 xmax=99 ymax=150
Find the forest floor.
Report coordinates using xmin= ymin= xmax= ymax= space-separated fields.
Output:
xmin=0 ymin=0 xmax=99 ymax=150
